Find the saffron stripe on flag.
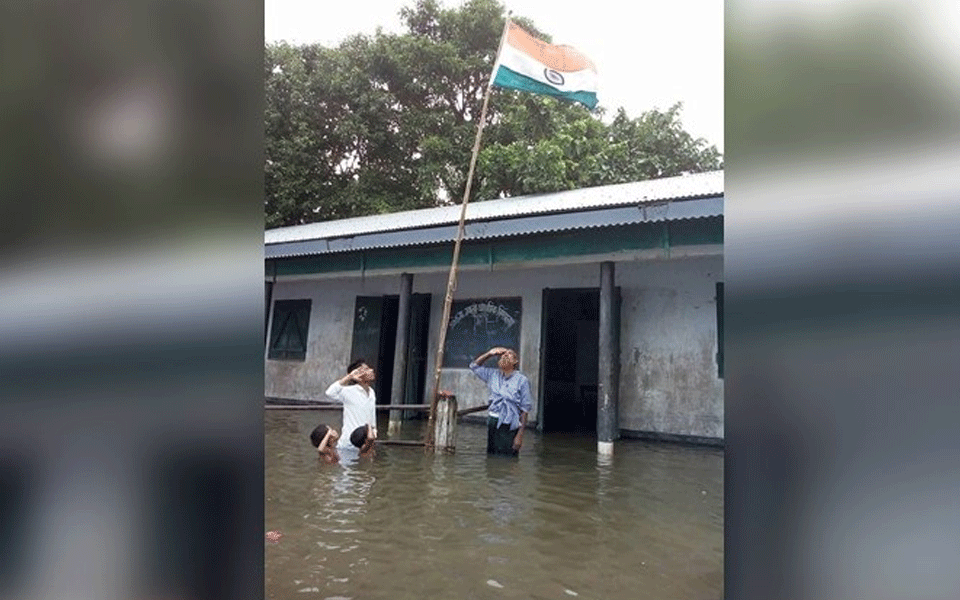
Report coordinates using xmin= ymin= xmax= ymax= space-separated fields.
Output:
xmin=504 ymin=23 xmax=596 ymax=73
xmin=497 ymin=40 xmax=598 ymax=93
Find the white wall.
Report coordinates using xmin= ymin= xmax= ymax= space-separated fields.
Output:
xmin=616 ymin=257 xmax=724 ymax=439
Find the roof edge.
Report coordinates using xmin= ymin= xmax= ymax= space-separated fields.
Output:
xmin=265 ymin=170 xmax=724 ymax=244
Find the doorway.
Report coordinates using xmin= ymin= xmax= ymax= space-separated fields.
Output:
xmin=540 ymin=289 xmax=600 ymax=433
xmin=350 ymin=294 xmax=431 ymax=407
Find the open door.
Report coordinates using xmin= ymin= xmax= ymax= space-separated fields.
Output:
xmin=350 ymin=296 xmax=397 ymax=405
xmin=540 ymin=286 xmax=621 ymax=435
xmin=403 ymin=294 xmax=431 ymax=419
xmin=350 ymin=294 xmax=430 ymax=411
xmin=540 ymin=288 xmax=599 ymax=434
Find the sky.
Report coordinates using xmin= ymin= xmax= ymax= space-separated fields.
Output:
xmin=265 ymin=0 xmax=723 ymax=153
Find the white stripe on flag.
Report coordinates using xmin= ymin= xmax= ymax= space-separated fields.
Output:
xmin=498 ymin=41 xmax=598 ymax=93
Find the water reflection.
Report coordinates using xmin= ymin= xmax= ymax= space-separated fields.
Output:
xmin=266 ymin=412 xmax=723 ymax=600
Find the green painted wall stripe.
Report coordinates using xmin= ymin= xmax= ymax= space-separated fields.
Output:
xmin=272 ymin=253 xmax=362 ymax=277
xmin=265 ymin=218 xmax=722 ymax=277
xmin=670 ymin=218 xmax=724 ymax=246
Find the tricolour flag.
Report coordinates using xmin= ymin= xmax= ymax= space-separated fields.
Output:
xmin=491 ymin=21 xmax=598 ymax=110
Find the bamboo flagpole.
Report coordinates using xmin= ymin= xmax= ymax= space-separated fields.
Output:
xmin=425 ymin=13 xmax=512 ymax=447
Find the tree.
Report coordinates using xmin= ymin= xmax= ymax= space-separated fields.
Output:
xmin=265 ymin=0 xmax=722 ymax=227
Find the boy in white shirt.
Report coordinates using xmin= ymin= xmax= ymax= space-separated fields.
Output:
xmin=325 ymin=358 xmax=378 ymax=450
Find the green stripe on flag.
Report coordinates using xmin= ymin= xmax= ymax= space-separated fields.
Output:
xmin=493 ymin=66 xmax=598 ymax=110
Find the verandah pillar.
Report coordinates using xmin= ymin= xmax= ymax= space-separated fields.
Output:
xmin=388 ymin=272 xmax=413 ymax=437
xmin=597 ymin=261 xmax=619 ymax=455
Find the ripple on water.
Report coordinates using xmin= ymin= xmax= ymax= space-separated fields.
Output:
xmin=266 ymin=411 xmax=722 ymax=600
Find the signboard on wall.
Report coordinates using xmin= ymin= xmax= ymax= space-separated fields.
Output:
xmin=442 ymin=297 xmax=522 ymax=368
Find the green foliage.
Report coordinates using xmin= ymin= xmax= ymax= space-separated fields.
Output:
xmin=265 ymin=0 xmax=721 ymax=227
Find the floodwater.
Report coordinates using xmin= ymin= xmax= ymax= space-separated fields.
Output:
xmin=265 ymin=410 xmax=723 ymax=600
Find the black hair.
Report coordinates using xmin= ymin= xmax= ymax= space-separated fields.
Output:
xmin=350 ymin=425 xmax=369 ymax=448
xmin=309 ymin=423 xmax=330 ymax=448
xmin=347 ymin=358 xmax=367 ymax=374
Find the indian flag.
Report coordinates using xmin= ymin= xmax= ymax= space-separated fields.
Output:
xmin=491 ymin=21 xmax=598 ymax=110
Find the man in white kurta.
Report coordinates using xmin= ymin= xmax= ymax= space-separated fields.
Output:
xmin=325 ymin=359 xmax=378 ymax=450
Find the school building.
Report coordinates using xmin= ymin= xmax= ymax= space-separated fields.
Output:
xmin=265 ymin=170 xmax=723 ymax=450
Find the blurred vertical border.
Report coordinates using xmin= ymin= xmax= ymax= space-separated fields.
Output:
xmin=0 ymin=0 xmax=264 ymax=599
xmin=726 ymin=1 xmax=960 ymax=599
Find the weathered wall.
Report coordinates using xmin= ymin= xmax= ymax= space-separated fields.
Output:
xmin=616 ymin=257 xmax=724 ymax=439
xmin=265 ymin=254 xmax=724 ymax=440
xmin=264 ymin=276 xmax=401 ymax=401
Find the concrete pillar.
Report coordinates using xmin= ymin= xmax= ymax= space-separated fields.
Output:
xmin=597 ymin=261 xmax=618 ymax=455
xmin=434 ymin=393 xmax=458 ymax=452
xmin=388 ymin=273 xmax=413 ymax=437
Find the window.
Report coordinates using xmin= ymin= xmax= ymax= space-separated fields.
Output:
xmin=715 ymin=282 xmax=723 ymax=378
xmin=268 ymin=299 xmax=311 ymax=360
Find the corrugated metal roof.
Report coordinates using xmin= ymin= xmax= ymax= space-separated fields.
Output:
xmin=264 ymin=195 xmax=723 ymax=259
xmin=265 ymin=170 xmax=723 ymax=246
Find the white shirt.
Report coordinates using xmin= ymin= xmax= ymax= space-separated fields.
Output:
xmin=325 ymin=380 xmax=376 ymax=449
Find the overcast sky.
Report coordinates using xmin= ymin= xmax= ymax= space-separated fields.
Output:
xmin=265 ymin=0 xmax=723 ymax=153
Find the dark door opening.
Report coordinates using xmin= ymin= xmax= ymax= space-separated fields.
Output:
xmin=541 ymin=289 xmax=600 ymax=434
xmin=350 ymin=294 xmax=430 ymax=410
xmin=404 ymin=294 xmax=432 ymax=419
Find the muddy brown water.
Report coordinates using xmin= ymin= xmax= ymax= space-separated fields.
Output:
xmin=265 ymin=410 xmax=722 ymax=600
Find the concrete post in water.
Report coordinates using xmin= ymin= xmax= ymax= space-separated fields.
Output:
xmin=433 ymin=393 xmax=458 ymax=451
xmin=597 ymin=261 xmax=618 ymax=455
xmin=389 ymin=273 xmax=413 ymax=437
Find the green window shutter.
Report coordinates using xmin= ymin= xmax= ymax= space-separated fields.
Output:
xmin=268 ymin=299 xmax=311 ymax=361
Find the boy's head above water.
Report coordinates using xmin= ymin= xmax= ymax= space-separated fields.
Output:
xmin=350 ymin=424 xmax=376 ymax=453
xmin=309 ymin=423 xmax=339 ymax=447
